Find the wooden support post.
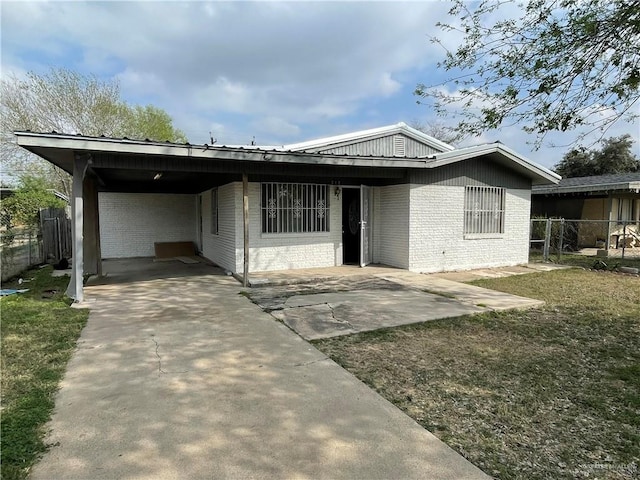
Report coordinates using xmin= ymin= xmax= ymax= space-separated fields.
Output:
xmin=243 ymin=173 xmax=249 ymax=287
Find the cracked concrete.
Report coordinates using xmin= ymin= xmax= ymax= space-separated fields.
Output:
xmin=247 ymin=266 xmax=547 ymax=341
xmin=30 ymin=258 xmax=488 ymax=480
xmin=269 ymin=288 xmax=485 ymax=340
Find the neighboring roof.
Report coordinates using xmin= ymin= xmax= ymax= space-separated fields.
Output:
xmin=14 ymin=130 xmax=560 ymax=186
xmin=279 ymin=122 xmax=456 ymax=153
xmin=532 ymin=172 xmax=640 ymax=195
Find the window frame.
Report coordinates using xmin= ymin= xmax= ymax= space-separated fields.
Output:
xmin=617 ymin=197 xmax=634 ymax=223
xmin=260 ymin=182 xmax=330 ymax=234
xmin=463 ymin=185 xmax=506 ymax=237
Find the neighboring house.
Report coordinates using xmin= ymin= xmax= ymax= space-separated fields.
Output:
xmin=532 ymin=173 xmax=640 ymax=248
xmin=15 ymin=122 xmax=559 ymax=300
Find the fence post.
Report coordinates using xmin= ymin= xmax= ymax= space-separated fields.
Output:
xmin=557 ymin=218 xmax=565 ymax=262
xmin=621 ymin=221 xmax=627 ymax=260
xmin=543 ymin=218 xmax=551 ymax=262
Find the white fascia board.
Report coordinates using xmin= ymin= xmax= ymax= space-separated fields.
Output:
xmin=399 ymin=123 xmax=456 ymax=152
xmin=427 ymin=143 xmax=561 ymax=184
xmin=282 ymin=122 xmax=455 ymax=153
xmin=14 ymin=132 xmax=427 ymax=168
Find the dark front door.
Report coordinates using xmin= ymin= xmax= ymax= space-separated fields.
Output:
xmin=342 ymin=188 xmax=360 ymax=264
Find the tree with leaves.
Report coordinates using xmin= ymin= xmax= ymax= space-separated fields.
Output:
xmin=415 ymin=0 xmax=640 ymax=146
xmin=1 ymin=68 xmax=187 ymax=195
xmin=554 ymin=134 xmax=640 ymax=177
xmin=408 ymin=119 xmax=464 ymax=145
xmin=0 ymin=176 xmax=66 ymax=232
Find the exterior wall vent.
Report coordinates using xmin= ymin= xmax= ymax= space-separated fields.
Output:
xmin=393 ymin=135 xmax=406 ymax=157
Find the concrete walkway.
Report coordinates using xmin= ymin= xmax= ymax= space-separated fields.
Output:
xmin=31 ymin=260 xmax=488 ymax=479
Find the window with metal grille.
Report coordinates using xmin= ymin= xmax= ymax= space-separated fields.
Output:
xmin=211 ymin=188 xmax=218 ymax=235
xmin=261 ymin=183 xmax=329 ymax=234
xmin=464 ymin=186 xmax=505 ymax=235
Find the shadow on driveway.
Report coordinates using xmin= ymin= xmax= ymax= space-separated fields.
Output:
xmin=31 ymin=262 xmax=488 ymax=479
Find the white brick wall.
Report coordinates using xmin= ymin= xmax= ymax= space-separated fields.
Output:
xmin=408 ymin=185 xmax=530 ymax=272
xmin=373 ymin=185 xmax=410 ymax=269
xmin=99 ymin=192 xmax=197 ymax=258
xmin=201 ymin=184 xmax=239 ymax=272
xmin=239 ymin=183 xmax=343 ymax=272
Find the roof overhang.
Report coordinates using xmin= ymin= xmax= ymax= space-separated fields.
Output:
xmin=15 ymin=132 xmax=560 ymax=192
xmin=424 ymin=143 xmax=561 ymax=186
xmin=15 ymin=132 xmax=437 ymax=172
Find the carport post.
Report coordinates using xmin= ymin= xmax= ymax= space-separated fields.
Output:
xmin=66 ymin=156 xmax=88 ymax=302
xmin=243 ymin=173 xmax=249 ymax=287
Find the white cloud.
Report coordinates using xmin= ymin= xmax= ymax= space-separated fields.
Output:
xmin=2 ymin=0 xmax=637 ymax=168
xmin=250 ymin=117 xmax=301 ymax=140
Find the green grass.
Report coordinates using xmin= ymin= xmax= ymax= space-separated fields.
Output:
xmin=314 ymin=269 xmax=640 ymax=479
xmin=530 ymin=251 xmax=640 ymax=270
xmin=1 ymin=267 xmax=89 ymax=480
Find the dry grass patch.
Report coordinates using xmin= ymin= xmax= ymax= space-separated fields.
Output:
xmin=314 ymin=269 xmax=639 ymax=479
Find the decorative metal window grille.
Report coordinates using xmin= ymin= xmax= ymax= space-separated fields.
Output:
xmin=211 ymin=188 xmax=218 ymax=235
xmin=464 ymin=186 xmax=505 ymax=234
xmin=261 ymin=183 xmax=329 ymax=233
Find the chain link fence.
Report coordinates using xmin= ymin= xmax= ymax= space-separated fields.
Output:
xmin=530 ymin=218 xmax=640 ymax=264
xmin=1 ymin=211 xmax=43 ymax=281
xmin=1 ymin=207 xmax=71 ymax=282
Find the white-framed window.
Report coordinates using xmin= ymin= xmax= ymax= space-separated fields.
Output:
xmin=211 ymin=187 xmax=218 ymax=235
xmin=261 ymin=183 xmax=329 ymax=234
xmin=617 ymin=198 xmax=634 ymax=223
xmin=464 ymin=185 xmax=505 ymax=235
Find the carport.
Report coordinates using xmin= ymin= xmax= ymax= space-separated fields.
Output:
xmin=15 ymin=132 xmax=412 ymax=301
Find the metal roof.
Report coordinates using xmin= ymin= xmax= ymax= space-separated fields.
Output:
xmin=532 ymin=172 xmax=640 ymax=195
xmin=278 ymin=122 xmax=456 ymax=153
xmin=14 ymin=130 xmax=560 ymax=189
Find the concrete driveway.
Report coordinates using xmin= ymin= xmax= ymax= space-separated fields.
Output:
xmin=31 ymin=259 xmax=488 ymax=480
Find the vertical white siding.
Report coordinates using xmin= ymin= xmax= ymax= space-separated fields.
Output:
xmin=408 ymin=185 xmax=530 ymax=272
xmin=201 ymin=183 xmax=239 ymax=272
xmin=99 ymin=192 xmax=197 ymax=258
xmin=374 ymin=184 xmax=410 ymax=269
xmin=233 ymin=182 xmax=342 ymax=272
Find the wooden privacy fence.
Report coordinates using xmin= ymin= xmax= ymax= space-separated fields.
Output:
xmin=40 ymin=207 xmax=72 ymax=262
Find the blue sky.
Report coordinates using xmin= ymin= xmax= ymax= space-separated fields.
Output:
xmin=2 ymin=0 xmax=638 ymax=169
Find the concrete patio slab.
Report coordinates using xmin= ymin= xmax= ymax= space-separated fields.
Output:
xmin=247 ymin=266 xmax=546 ymax=340
xmin=271 ymin=289 xmax=485 ymax=340
xmin=30 ymin=260 xmax=489 ymax=480
xmin=375 ymin=271 xmax=545 ymax=312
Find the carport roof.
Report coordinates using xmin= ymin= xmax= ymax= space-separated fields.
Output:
xmin=15 ymin=131 xmax=560 ymax=190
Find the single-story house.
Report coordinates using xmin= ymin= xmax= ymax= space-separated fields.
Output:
xmin=532 ymin=173 xmax=640 ymax=248
xmin=15 ymin=122 xmax=559 ymax=301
